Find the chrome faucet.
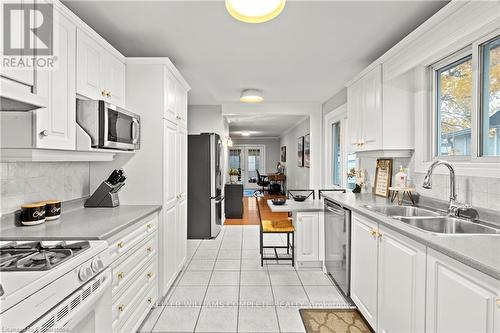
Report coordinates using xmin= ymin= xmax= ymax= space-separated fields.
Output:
xmin=422 ymin=160 xmax=478 ymax=221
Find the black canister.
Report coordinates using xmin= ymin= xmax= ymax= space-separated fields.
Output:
xmin=43 ymin=200 xmax=62 ymax=221
xmin=21 ymin=203 xmax=46 ymax=226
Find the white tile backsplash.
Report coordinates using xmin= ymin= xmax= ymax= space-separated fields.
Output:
xmin=0 ymin=162 xmax=90 ymax=216
xmin=358 ymin=156 xmax=500 ymax=213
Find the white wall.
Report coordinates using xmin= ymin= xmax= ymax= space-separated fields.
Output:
xmin=231 ymin=138 xmax=280 ymax=174
xmin=279 ymin=118 xmax=310 ymax=189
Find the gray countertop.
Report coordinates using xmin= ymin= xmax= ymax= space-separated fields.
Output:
xmin=322 ymin=192 xmax=500 ymax=280
xmin=0 ymin=205 xmax=162 ymax=241
xmin=267 ymin=199 xmax=324 ymax=213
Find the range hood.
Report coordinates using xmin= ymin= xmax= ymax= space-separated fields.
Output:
xmin=0 ymin=82 xmax=47 ymax=111
xmin=0 ymin=96 xmax=43 ymax=111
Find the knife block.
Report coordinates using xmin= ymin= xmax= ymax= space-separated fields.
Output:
xmin=84 ymin=181 xmax=125 ymax=208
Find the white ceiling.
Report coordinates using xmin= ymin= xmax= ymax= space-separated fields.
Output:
xmin=63 ymin=0 xmax=447 ymax=105
xmin=226 ymin=114 xmax=307 ymax=138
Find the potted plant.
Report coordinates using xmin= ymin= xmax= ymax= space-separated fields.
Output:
xmin=347 ymin=168 xmax=366 ymax=193
xmin=229 ymin=168 xmax=239 ymax=183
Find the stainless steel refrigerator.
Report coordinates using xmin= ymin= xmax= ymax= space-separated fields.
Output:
xmin=187 ymin=133 xmax=223 ymax=238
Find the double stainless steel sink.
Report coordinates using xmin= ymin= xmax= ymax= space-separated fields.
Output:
xmin=363 ymin=205 xmax=500 ymax=235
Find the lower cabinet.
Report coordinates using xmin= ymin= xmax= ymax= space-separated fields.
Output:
xmin=426 ymin=249 xmax=500 ymax=333
xmin=295 ymin=212 xmax=320 ymax=266
xmin=377 ymin=225 xmax=426 ymax=333
xmin=351 ymin=213 xmax=500 ymax=333
xmin=351 ymin=215 xmax=378 ymax=328
xmin=107 ymin=212 xmax=159 ymax=333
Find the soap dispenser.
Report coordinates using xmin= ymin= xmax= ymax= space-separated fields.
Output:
xmin=395 ymin=165 xmax=408 ymax=188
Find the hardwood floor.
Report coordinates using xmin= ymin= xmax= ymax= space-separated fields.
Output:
xmin=224 ymin=195 xmax=288 ymax=225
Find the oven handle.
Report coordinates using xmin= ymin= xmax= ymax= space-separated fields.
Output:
xmin=132 ymin=118 xmax=140 ymax=144
xmin=60 ymin=268 xmax=111 ymax=331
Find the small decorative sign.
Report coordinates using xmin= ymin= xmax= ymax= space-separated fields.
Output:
xmin=304 ymin=134 xmax=310 ymax=168
xmin=374 ymin=159 xmax=393 ymax=197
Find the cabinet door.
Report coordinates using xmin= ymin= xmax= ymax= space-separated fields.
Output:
xmin=426 ymin=249 xmax=500 ymax=333
xmin=163 ymin=120 xmax=177 ymax=209
xmin=377 ymin=225 xmax=426 ymax=333
xmin=176 ymin=83 xmax=188 ymax=128
xmin=176 ymin=197 xmax=187 ymax=270
xmin=347 ymin=79 xmax=362 ymax=151
xmin=350 ymin=215 xmax=378 ymax=329
xmin=163 ymin=70 xmax=177 ymax=123
xmin=296 ymin=212 xmax=319 ymax=262
xmin=103 ymin=54 xmax=125 ymax=107
xmin=162 ymin=205 xmax=177 ymax=290
xmin=360 ymin=65 xmax=382 ymax=151
xmin=76 ymin=29 xmax=102 ymax=100
xmin=0 ymin=1 xmax=35 ymax=87
xmin=34 ymin=13 xmax=76 ymax=150
xmin=176 ymin=126 xmax=187 ymax=200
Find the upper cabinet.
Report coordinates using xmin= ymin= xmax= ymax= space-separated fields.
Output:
xmin=34 ymin=10 xmax=76 ymax=150
xmin=347 ymin=64 xmax=414 ymax=155
xmin=163 ymin=69 xmax=188 ymax=128
xmin=77 ymin=29 xmax=125 ymax=108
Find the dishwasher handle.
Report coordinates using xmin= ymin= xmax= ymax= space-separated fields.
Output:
xmin=325 ymin=201 xmax=346 ymax=215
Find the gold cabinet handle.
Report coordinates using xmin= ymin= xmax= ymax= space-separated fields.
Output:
xmin=148 ymin=297 xmax=154 ymax=304
xmin=117 ymin=241 xmax=124 ymax=249
xmin=147 ymin=246 xmax=153 ymax=253
xmin=101 ymin=90 xmax=107 ymax=97
xmin=377 ymin=231 xmax=383 ymax=239
xmin=106 ymin=91 xmax=111 ymax=97
xmin=147 ymin=272 xmax=154 ymax=278
xmin=117 ymin=272 xmax=124 ymax=280
xmin=118 ymin=304 xmax=125 ymax=312
xmin=370 ymin=229 xmax=377 ymax=237
xmin=146 ymin=223 xmax=152 ymax=229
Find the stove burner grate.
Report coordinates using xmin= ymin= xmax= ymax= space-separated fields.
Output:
xmin=0 ymin=241 xmax=90 ymax=271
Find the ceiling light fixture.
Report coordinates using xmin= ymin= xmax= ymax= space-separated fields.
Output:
xmin=226 ymin=0 xmax=286 ymax=24
xmin=241 ymin=131 xmax=251 ymax=137
xmin=240 ymin=89 xmax=264 ymax=103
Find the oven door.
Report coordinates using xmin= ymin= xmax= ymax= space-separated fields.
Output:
xmin=27 ymin=268 xmax=112 ymax=333
xmin=100 ymin=102 xmax=140 ymax=150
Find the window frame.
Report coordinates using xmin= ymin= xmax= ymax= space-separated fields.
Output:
xmin=323 ymin=104 xmax=347 ymax=188
xmin=429 ymin=29 xmax=500 ymax=164
xmin=476 ymin=31 xmax=500 ymax=160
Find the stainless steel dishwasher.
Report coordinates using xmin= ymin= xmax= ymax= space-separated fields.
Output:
xmin=324 ymin=199 xmax=351 ymax=298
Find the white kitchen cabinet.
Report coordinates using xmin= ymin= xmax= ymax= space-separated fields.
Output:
xmin=125 ymin=58 xmax=190 ymax=297
xmin=34 ymin=12 xmax=76 ymax=150
xmin=350 ymin=214 xmax=378 ymax=329
xmin=377 ymin=225 xmax=426 ymax=333
xmin=77 ymin=29 xmax=125 ymax=107
xmin=347 ymin=65 xmax=382 ymax=152
xmin=426 ymin=249 xmax=500 ymax=333
xmin=163 ymin=70 xmax=177 ymax=123
xmin=295 ymin=212 xmax=319 ymax=263
xmin=76 ymin=29 xmax=102 ymax=100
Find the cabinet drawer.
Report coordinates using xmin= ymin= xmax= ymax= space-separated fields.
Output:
xmin=112 ymin=257 xmax=158 ymax=331
xmin=108 ymin=214 xmax=158 ymax=261
xmin=118 ymin=285 xmax=158 ymax=333
xmin=111 ymin=233 xmax=158 ymax=297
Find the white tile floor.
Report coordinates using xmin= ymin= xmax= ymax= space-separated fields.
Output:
xmin=139 ymin=225 xmax=351 ymax=333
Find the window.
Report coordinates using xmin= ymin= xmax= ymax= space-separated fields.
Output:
xmin=435 ymin=55 xmax=473 ymax=156
xmin=332 ymin=122 xmax=341 ymax=186
xmin=480 ymin=35 xmax=500 ymax=156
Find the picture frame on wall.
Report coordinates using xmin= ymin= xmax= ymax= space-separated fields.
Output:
xmin=374 ymin=158 xmax=393 ymax=197
xmin=304 ymin=134 xmax=310 ymax=168
xmin=281 ymin=146 xmax=287 ymax=162
xmin=297 ymin=137 xmax=304 ymax=167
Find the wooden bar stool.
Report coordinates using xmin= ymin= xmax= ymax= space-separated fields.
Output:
xmin=255 ymin=196 xmax=295 ymax=267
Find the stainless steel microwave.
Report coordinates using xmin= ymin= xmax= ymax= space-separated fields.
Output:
xmin=76 ymin=100 xmax=140 ymax=151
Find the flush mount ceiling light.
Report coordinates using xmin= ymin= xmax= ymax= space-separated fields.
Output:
xmin=226 ymin=0 xmax=286 ymax=24
xmin=240 ymin=89 xmax=264 ymax=103
xmin=241 ymin=131 xmax=251 ymax=137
